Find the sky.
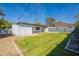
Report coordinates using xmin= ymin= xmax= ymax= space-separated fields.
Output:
xmin=0 ymin=3 xmax=79 ymax=24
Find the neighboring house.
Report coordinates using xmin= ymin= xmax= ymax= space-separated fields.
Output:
xmin=45 ymin=22 xmax=75 ymax=32
xmin=11 ymin=22 xmax=47 ymax=36
xmin=56 ymin=21 xmax=74 ymax=28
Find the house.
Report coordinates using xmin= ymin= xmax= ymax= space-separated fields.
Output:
xmin=11 ymin=22 xmax=75 ymax=36
xmin=45 ymin=22 xmax=75 ymax=32
xmin=56 ymin=21 xmax=74 ymax=28
xmin=11 ymin=22 xmax=48 ymax=36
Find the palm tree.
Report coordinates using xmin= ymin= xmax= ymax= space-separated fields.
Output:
xmin=0 ymin=9 xmax=5 ymax=17
xmin=0 ymin=8 xmax=11 ymax=30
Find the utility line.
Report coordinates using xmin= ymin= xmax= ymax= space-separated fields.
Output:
xmin=17 ymin=3 xmax=30 ymax=23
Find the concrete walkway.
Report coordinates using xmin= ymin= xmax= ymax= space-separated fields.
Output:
xmin=0 ymin=36 xmax=22 ymax=56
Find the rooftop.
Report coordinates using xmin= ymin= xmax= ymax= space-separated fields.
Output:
xmin=16 ymin=22 xmax=47 ymax=27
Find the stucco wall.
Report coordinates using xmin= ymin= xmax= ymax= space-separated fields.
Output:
xmin=11 ymin=24 xmax=32 ymax=36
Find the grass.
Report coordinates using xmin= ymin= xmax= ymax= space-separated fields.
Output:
xmin=15 ymin=32 xmax=78 ymax=56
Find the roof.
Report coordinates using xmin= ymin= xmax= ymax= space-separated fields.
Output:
xmin=16 ymin=22 xmax=47 ymax=27
xmin=56 ymin=21 xmax=74 ymax=27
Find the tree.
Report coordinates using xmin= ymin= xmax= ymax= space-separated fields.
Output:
xmin=0 ymin=17 xmax=12 ymax=30
xmin=45 ymin=18 xmax=56 ymax=27
xmin=35 ymin=19 xmax=40 ymax=25
xmin=75 ymin=21 xmax=79 ymax=27
xmin=0 ymin=9 xmax=5 ymax=17
xmin=75 ymin=13 xmax=79 ymax=27
xmin=0 ymin=8 xmax=11 ymax=30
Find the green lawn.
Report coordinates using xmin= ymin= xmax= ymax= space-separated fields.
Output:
xmin=15 ymin=32 xmax=78 ymax=56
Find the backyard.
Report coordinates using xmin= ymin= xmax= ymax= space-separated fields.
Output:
xmin=15 ymin=32 xmax=79 ymax=56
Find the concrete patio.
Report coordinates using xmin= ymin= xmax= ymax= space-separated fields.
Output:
xmin=0 ymin=36 xmax=22 ymax=56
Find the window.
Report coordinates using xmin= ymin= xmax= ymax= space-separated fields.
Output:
xmin=35 ymin=27 xmax=40 ymax=30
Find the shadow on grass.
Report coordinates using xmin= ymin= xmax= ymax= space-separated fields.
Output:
xmin=47 ymin=33 xmax=79 ymax=56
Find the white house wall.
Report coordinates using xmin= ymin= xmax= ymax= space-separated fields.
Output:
xmin=45 ymin=27 xmax=48 ymax=32
xmin=12 ymin=24 xmax=32 ymax=36
xmin=45 ymin=27 xmax=56 ymax=32
xmin=12 ymin=24 xmax=19 ymax=35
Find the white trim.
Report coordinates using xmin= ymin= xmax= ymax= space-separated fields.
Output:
xmin=65 ymin=47 xmax=79 ymax=53
xmin=65 ymin=34 xmax=79 ymax=53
